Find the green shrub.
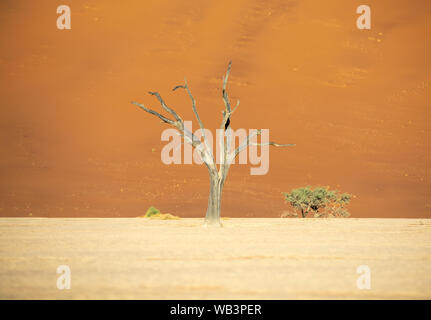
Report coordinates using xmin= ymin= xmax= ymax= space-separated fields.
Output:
xmin=140 ymin=206 xmax=180 ymax=220
xmin=145 ymin=206 xmax=161 ymax=217
xmin=283 ymin=186 xmax=352 ymax=218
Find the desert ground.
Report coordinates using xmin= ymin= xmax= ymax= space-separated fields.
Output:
xmin=0 ymin=218 xmax=430 ymax=299
xmin=0 ymin=1 xmax=430 ymax=219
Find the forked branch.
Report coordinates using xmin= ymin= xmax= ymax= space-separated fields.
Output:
xmin=131 ymin=93 xmax=213 ymax=168
xmin=148 ymin=91 xmax=182 ymax=124
xmin=173 ymin=80 xmax=214 ymax=163
xmin=131 ymin=101 xmax=174 ymax=125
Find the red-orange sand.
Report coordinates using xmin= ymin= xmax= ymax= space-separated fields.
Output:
xmin=0 ymin=1 xmax=430 ymax=218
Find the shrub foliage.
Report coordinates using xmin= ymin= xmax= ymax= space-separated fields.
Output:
xmin=283 ymin=186 xmax=352 ymax=218
xmin=141 ymin=206 xmax=180 ymax=220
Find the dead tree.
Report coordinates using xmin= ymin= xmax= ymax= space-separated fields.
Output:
xmin=131 ymin=62 xmax=294 ymax=226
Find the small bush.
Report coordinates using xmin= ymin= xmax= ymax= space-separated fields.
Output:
xmin=138 ymin=206 xmax=180 ymax=220
xmin=283 ymin=186 xmax=352 ymax=218
xmin=145 ymin=206 xmax=161 ymax=217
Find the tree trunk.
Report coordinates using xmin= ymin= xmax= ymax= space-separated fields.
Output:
xmin=204 ymin=172 xmax=223 ymax=226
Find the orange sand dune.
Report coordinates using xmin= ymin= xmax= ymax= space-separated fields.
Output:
xmin=0 ymin=0 xmax=430 ymax=218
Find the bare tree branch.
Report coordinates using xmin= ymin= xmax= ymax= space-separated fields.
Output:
xmin=172 ymin=85 xmax=185 ymax=91
xmin=220 ymin=99 xmax=239 ymax=130
xmin=131 ymin=101 xmax=175 ymax=125
xmin=222 ymin=60 xmax=232 ymax=113
xmin=220 ymin=61 xmax=233 ymax=131
xmin=133 ymin=88 xmax=216 ymax=170
xmin=173 ymin=80 xmax=214 ymax=164
xmin=131 ymin=101 xmax=204 ymax=158
xmin=216 ymin=61 xmax=236 ymax=178
xmin=250 ymin=142 xmax=296 ymax=147
xmin=229 ymin=130 xmax=295 ymax=163
xmin=230 ymin=129 xmax=261 ymax=161
xmin=231 ymin=99 xmax=240 ymax=114
xmin=148 ymin=91 xmax=183 ymax=124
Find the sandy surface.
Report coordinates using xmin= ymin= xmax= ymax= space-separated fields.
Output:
xmin=0 ymin=218 xmax=430 ymax=299
xmin=1 ymin=1 xmax=430 ymax=219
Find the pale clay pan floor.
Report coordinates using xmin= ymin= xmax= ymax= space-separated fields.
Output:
xmin=0 ymin=218 xmax=430 ymax=299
